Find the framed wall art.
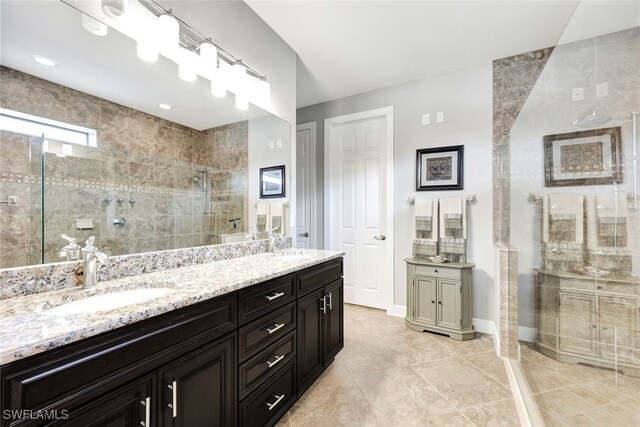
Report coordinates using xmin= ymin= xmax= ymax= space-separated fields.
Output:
xmin=259 ymin=165 xmax=286 ymax=198
xmin=416 ymin=145 xmax=464 ymax=191
xmin=543 ymin=127 xmax=622 ymax=187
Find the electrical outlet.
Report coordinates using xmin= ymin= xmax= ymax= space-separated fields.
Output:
xmin=571 ymin=87 xmax=584 ymax=101
xmin=596 ymin=82 xmax=609 ymax=98
xmin=436 ymin=112 xmax=444 ymax=123
xmin=422 ymin=113 xmax=431 ymax=125
xmin=277 ymin=139 xmax=282 ymax=148
xmin=269 ymin=141 xmax=274 ymax=149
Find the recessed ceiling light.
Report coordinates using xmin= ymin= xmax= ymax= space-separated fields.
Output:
xmin=33 ymin=55 xmax=57 ymax=67
xmin=159 ymin=103 xmax=172 ymax=110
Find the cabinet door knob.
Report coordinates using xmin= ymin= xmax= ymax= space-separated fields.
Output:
xmin=431 ymin=300 xmax=435 ymax=304
xmin=438 ymin=301 xmax=442 ymax=305
xmin=264 ymin=292 xmax=285 ymax=301
xmin=434 ymin=269 xmax=438 ymax=273
xmin=266 ymin=354 xmax=285 ymax=368
xmin=167 ymin=381 xmax=177 ymax=418
xmin=266 ymin=323 xmax=285 ymax=334
xmin=139 ymin=396 xmax=151 ymax=426
xmin=265 ymin=393 xmax=285 ymax=411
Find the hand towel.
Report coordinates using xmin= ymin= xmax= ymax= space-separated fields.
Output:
xmin=414 ymin=198 xmax=437 ymax=240
xmin=269 ymin=203 xmax=284 ymax=234
xmin=544 ymin=194 xmax=584 ymax=244
xmin=256 ymin=202 xmax=269 ymax=232
xmin=439 ymin=197 xmax=466 ymax=239
xmin=586 ymin=192 xmax=628 ymax=249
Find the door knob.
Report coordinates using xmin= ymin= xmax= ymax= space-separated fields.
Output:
xmin=298 ymin=232 xmax=310 ymax=237
xmin=374 ymin=235 xmax=386 ymax=240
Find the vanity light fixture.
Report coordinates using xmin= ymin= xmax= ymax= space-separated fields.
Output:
xmin=101 ymin=0 xmax=128 ymax=19
xmin=158 ymin=13 xmax=179 ymax=52
xmin=211 ymin=73 xmax=227 ymax=98
xmin=159 ymin=103 xmax=172 ymax=110
xmin=178 ymin=48 xmax=199 ymax=82
xmin=81 ymin=14 xmax=108 ymax=36
xmin=199 ymin=41 xmax=217 ymax=72
xmin=136 ymin=14 xmax=160 ymax=63
xmin=33 ymin=55 xmax=57 ymax=67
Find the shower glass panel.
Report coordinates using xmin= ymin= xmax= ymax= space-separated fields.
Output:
xmin=507 ymin=2 xmax=640 ymax=424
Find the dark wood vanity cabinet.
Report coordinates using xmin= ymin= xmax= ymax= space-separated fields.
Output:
xmin=0 ymin=258 xmax=343 ymax=427
xmin=296 ymin=261 xmax=344 ymax=396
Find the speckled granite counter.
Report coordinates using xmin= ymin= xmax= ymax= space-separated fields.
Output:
xmin=0 ymin=249 xmax=343 ymax=365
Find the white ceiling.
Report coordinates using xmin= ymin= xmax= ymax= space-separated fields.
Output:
xmin=246 ymin=1 xmax=639 ymax=109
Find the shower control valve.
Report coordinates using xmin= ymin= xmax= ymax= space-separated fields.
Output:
xmin=129 ymin=198 xmax=136 ymax=207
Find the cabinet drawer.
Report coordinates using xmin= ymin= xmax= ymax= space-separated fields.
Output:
xmin=297 ymin=259 xmax=343 ymax=296
xmin=239 ymin=302 xmax=296 ymax=362
xmin=239 ymin=331 xmax=296 ymax=399
xmin=239 ymin=360 xmax=296 ymax=427
xmin=415 ymin=265 xmax=460 ymax=280
xmin=238 ymin=274 xmax=296 ymax=325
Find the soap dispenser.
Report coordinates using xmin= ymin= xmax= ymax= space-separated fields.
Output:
xmin=59 ymin=234 xmax=81 ymax=261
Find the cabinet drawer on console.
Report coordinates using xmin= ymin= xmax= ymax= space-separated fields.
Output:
xmin=239 ymin=331 xmax=296 ymax=399
xmin=239 ymin=360 xmax=296 ymax=427
xmin=239 ymin=302 xmax=296 ymax=362
xmin=238 ymin=274 xmax=296 ymax=325
xmin=415 ymin=265 xmax=460 ymax=279
xmin=297 ymin=259 xmax=343 ymax=296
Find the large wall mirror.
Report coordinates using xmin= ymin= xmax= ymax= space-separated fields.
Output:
xmin=0 ymin=1 xmax=291 ymax=269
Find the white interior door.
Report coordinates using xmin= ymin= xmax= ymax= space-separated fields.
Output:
xmin=295 ymin=122 xmax=316 ymax=248
xmin=325 ymin=107 xmax=393 ymax=310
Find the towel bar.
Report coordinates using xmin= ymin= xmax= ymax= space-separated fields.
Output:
xmin=255 ymin=202 xmax=289 ymax=208
xmin=408 ymin=195 xmax=476 ymax=206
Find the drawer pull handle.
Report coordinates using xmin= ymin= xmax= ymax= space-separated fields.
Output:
xmin=265 ymin=292 xmax=285 ymax=301
xmin=266 ymin=393 xmax=285 ymax=411
xmin=266 ymin=354 xmax=285 ymax=368
xmin=139 ymin=396 xmax=151 ymax=426
xmin=327 ymin=293 xmax=333 ymax=310
xmin=167 ymin=381 xmax=177 ymax=418
xmin=266 ymin=323 xmax=285 ymax=334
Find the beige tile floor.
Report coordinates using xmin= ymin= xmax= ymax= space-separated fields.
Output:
xmin=518 ymin=343 xmax=640 ymax=426
xmin=276 ymin=304 xmax=520 ymax=427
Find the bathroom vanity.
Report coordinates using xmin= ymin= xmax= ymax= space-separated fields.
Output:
xmin=536 ymin=269 xmax=640 ymax=377
xmin=0 ymin=250 xmax=344 ymax=426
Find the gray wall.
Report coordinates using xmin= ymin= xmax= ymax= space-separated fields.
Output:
xmin=297 ymin=65 xmax=495 ymax=322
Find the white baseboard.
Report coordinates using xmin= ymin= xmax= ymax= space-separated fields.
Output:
xmin=387 ymin=305 xmax=406 ymax=318
xmin=472 ymin=318 xmax=494 ymax=335
xmin=518 ymin=326 xmax=536 ymax=343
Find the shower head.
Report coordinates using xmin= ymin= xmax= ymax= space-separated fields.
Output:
xmin=193 ymin=176 xmax=207 ymax=192
xmin=573 ymin=107 xmax=612 ymax=129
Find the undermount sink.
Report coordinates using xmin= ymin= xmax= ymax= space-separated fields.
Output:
xmin=273 ymin=251 xmax=314 ymax=260
xmin=44 ymin=288 xmax=174 ymax=316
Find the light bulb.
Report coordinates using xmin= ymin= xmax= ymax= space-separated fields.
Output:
xmin=256 ymin=79 xmax=271 ymax=106
xmin=211 ymin=72 xmax=226 ymax=97
xmin=232 ymin=62 xmax=247 ymax=92
xmin=137 ymin=39 xmax=159 ymax=62
xmin=158 ymin=14 xmax=179 ymax=53
xmin=101 ymin=0 xmax=127 ymax=19
xmin=81 ymin=14 xmax=108 ymax=36
xmin=199 ymin=42 xmax=217 ymax=72
xmin=178 ymin=49 xmax=199 ymax=82
xmin=235 ymin=91 xmax=249 ymax=110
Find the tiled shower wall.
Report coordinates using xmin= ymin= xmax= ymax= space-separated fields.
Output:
xmin=0 ymin=66 xmax=247 ymax=268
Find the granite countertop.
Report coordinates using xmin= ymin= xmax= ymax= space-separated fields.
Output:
xmin=0 ymin=249 xmax=343 ymax=365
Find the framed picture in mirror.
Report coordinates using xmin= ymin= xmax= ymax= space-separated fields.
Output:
xmin=416 ymin=145 xmax=464 ymax=191
xmin=260 ymin=165 xmax=286 ymax=198
xmin=543 ymin=127 xmax=622 ymax=187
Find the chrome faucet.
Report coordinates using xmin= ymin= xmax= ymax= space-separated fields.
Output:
xmin=245 ymin=226 xmax=259 ymax=241
xmin=81 ymin=236 xmax=108 ymax=288
xmin=268 ymin=230 xmax=285 ymax=253
xmin=58 ymin=234 xmax=81 ymax=261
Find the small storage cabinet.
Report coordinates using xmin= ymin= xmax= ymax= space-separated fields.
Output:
xmin=405 ymin=258 xmax=475 ymax=340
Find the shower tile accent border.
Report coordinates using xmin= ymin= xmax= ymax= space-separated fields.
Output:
xmin=0 ymin=238 xmax=292 ymax=300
